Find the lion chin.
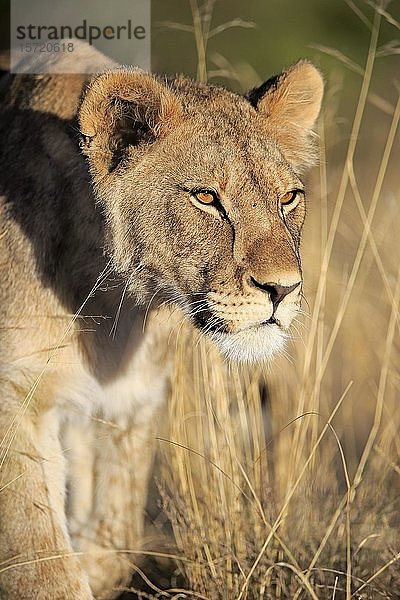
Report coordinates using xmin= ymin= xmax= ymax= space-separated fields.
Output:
xmin=209 ymin=323 xmax=288 ymax=363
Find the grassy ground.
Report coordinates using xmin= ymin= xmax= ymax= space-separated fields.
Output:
xmin=122 ymin=2 xmax=400 ymax=598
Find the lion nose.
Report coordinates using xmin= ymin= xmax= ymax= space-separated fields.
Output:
xmin=250 ymin=278 xmax=301 ymax=311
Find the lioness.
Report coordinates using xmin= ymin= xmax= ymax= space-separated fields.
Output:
xmin=0 ymin=44 xmax=323 ymax=599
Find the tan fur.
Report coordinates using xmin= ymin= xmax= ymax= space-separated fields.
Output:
xmin=0 ymin=46 xmax=323 ymax=599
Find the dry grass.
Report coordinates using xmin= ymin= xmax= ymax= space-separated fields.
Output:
xmin=141 ymin=2 xmax=400 ymax=599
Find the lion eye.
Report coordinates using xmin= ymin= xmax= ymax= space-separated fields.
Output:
xmin=189 ymin=187 xmax=228 ymax=220
xmin=280 ymin=191 xmax=298 ymax=205
xmin=194 ymin=191 xmax=216 ymax=205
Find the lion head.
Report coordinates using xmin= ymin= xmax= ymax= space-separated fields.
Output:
xmin=78 ymin=62 xmax=323 ymax=362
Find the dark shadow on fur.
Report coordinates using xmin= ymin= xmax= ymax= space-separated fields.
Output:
xmin=0 ymin=103 xmax=144 ymax=382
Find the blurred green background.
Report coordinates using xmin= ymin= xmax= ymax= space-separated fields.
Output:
xmin=1 ymin=0 xmax=399 ymax=118
xmin=152 ymin=0 xmax=379 ymax=77
xmin=1 ymin=1 xmax=398 ymax=76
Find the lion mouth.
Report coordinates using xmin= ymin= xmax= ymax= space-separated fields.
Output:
xmin=183 ymin=302 xmax=289 ymax=362
xmin=197 ymin=314 xmax=283 ymax=337
xmin=185 ymin=297 xmax=284 ymax=337
xmin=261 ymin=316 xmax=282 ymax=328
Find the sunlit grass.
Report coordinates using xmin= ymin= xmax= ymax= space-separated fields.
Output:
xmin=153 ymin=1 xmax=400 ymax=599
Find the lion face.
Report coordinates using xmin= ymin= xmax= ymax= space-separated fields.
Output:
xmin=79 ymin=63 xmax=323 ymax=362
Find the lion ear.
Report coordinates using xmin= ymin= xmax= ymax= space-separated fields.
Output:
xmin=248 ymin=61 xmax=324 ymax=171
xmin=78 ymin=69 xmax=183 ymax=179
